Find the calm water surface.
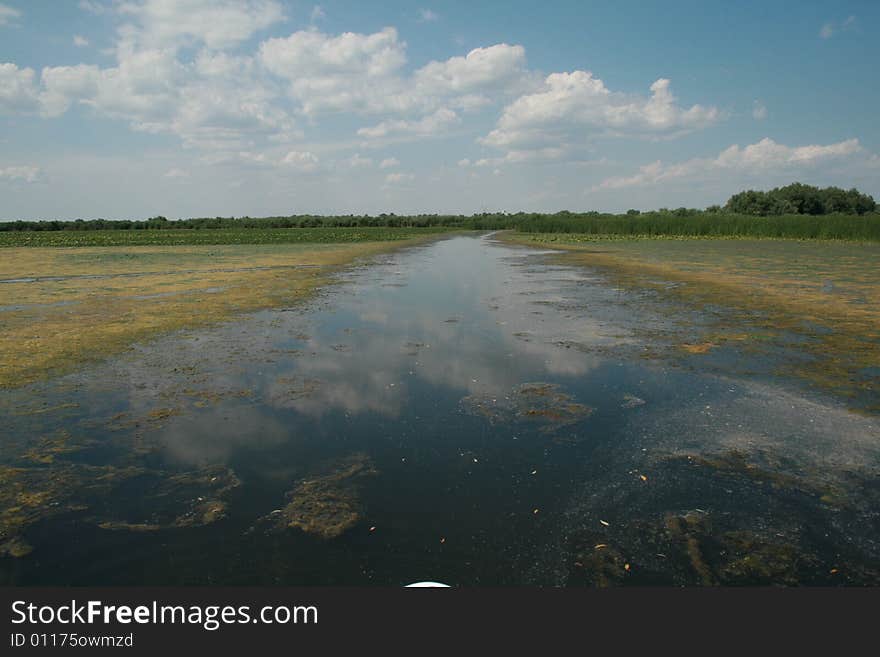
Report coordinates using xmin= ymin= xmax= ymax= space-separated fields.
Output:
xmin=2 ymin=235 xmax=879 ymax=585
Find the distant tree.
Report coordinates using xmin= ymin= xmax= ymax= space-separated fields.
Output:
xmin=724 ymin=183 xmax=875 ymax=215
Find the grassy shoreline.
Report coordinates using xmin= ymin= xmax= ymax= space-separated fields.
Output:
xmin=0 ymin=235 xmax=445 ymax=388
xmin=0 ymin=226 xmax=463 ymax=248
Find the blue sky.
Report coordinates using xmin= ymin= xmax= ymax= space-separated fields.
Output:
xmin=1 ymin=0 xmax=877 ymax=219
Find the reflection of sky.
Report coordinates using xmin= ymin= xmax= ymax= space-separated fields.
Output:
xmin=6 ymin=234 xmax=880 ymax=486
xmin=264 ymin=236 xmax=606 ymax=419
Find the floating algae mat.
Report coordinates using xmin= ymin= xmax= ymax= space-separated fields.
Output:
xmin=1 ymin=234 xmax=879 ymax=585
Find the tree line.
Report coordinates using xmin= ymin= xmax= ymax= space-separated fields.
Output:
xmin=0 ymin=182 xmax=875 ymax=231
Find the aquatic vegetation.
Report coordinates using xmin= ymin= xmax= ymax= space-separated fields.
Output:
xmin=717 ymin=531 xmax=810 ymax=585
xmin=267 ymin=376 xmax=322 ymax=407
xmin=0 ymin=537 xmax=33 ymax=558
xmin=262 ymin=453 xmax=378 ymax=539
xmin=19 ymin=430 xmax=89 ymax=464
xmin=503 ymin=235 xmax=880 ymax=411
xmin=0 ymin=463 xmax=125 ymax=555
xmin=665 ymin=449 xmax=860 ymax=512
xmin=0 ymin=457 xmax=241 ymax=557
xmin=461 ymin=382 xmax=593 ymax=434
xmin=621 ymin=394 xmax=646 ymax=409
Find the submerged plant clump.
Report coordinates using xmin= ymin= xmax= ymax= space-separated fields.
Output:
xmin=261 ymin=453 xmax=378 ymax=539
xmin=562 ymin=444 xmax=880 ymax=586
xmin=461 ymin=382 xmax=593 ymax=434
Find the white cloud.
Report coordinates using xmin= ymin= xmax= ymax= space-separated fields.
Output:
xmin=0 ymin=3 xmax=20 ymax=27
xmin=116 ymin=0 xmax=285 ymax=51
xmin=752 ymin=100 xmax=767 ymax=120
xmin=78 ymin=1 xmax=109 ymax=15
xmin=1 ymin=7 xmax=740 ymax=208
xmin=595 ymin=137 xmax=864 ymax=190
xmin=418 ymin=9 xmax=439 ymax=23
xmin=163 ymin=167 xmax=189 ymax=178
xmin=310 ymin=5 xmax=325 ymax=22
xmin=460 ymin=147 xmax=570 ymax=168
xmin=414 ymin=44 xmax=526 ymax=100
xmin=820 ymin=15 xmax=856 ymax=39
xmin=715 ymin=138 xmax=861 ymax=168
xmin=0 ymin=63 xmax=41 ymax=114
xmin=482 ymin=72 xmax=720 ymax=152
xmin=40 ymin=48 xmax=297 ymax=148
xmin=347 ymin=153 xmax=373 ymax=167
xmin=0 ymin=165 xmax=41 ymax=183
xmin=281 ymin=150 xmax=320 ymax=171
xmin=384 ymin=172 xmax=414 ymax=184
xmin=357 ymin=107 xmax=459 ymax=139
xmin=12 ymin=10 xmax=534 ymax=160
xmin=39 ymin=64 xmax=102 ymax=117
xmin=73 ymin=35 xmax=90 ymax=47
xmin=259 ymin=27 xmax=410 ymax=115
xmin=260 ymin=32 xmax=527 ymax=120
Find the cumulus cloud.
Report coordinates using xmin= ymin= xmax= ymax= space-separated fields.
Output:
xmin=3 ymin=1 xmax=537 ymax=164
xmin=78 ymin=1 xmax=109 ymax=15
xmin=0 ymin=165 xmax=41 ymax=183
xmin=38 ymin=64 xmax=102 ymax=117
xmin=481 ymin=72 xmax=720 ymax=153
xmin=73 ymin=35 xmax=90 ymax=47
xmin=458 ymin=147 xmax=570 ymax=169
xmin=0 ymin=3 xmax=20 ymax=27
xmin=310 ymin=5 xmax=325 ymax=22
xmin=116 ymin=0 xmax=285 ymax=51
xmin=0 ymin=63 xmax=41 ymax=114
xmin=357 ymin=107 xmax=459 ymax=139
xmin=259 ymin=27 xmax=409 ymax=115
xmin=595 ymin=137 xmax=864 ymax=190
xmin=346 ymin=153 xmax=373 ymax=167
xmin=260 ymin=34 xmax=526 ymax=119
xmin=384 ymin=172 xmax=414 ymax=184
xmin=414 ymin=44 xmax=525 ymax=97
xmin=2 ymin=3 xmax=734 ymax=194
xmin=281 ymin=150 xmax=320 ymax=171
xmin=40 ymin=48 xmax=297 ymax=149
xmin=752 ymin=100 xmax=767 ymax=120
xmin=820 ymin=16 xmax=856 ymax=39
xmin=23 ymin=16 xmax=528 ymax=159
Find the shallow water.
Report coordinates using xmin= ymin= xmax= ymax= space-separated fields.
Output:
xmin=2 ymin=234 xmax=879 ymax=585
